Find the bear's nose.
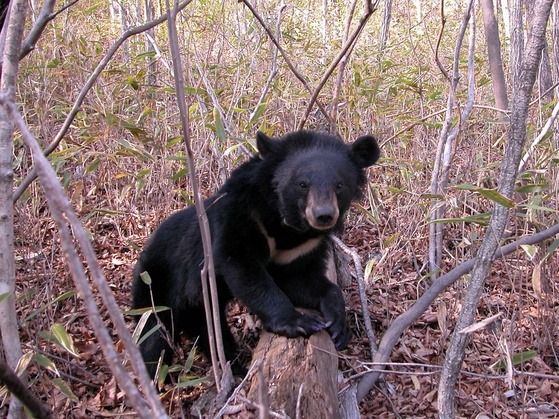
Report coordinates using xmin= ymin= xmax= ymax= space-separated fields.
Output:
xmin=314 ymin=207 xmax=336 ymax=226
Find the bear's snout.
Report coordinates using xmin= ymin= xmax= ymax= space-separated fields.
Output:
xmin=305 ymin=190 xmax=339 ymax=230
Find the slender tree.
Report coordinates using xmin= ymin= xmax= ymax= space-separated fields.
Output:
xmin=0 ymin=0 xmax=27 ymax=417
xmin=437 ymin=0 xmax=555 ymax=416
xmin=480 ymin=0 xmax=509 ymax=110
xmin=509 ymin=0 xmax=524 ymax=83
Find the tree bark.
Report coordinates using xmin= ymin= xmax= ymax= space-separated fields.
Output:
xmin=247 ymin=331 xmax=340 ymax=418
xmin=480 ymin=0 xmax=509 ymax=110
xmin=509 ymin=0 xmax=524 ymax=83
xmin=0 ymin=0 xmax=27 ymax=417
xmin=437 ymin=0 xmax=555 ymax=416
xmin=552 ymin=1 xmax=559 ymax=146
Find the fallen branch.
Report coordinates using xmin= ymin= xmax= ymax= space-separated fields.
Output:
xmin=336 ymin=221 xmax=559 ymax=406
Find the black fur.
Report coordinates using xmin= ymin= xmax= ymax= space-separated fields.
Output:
xmin=131 ymin=130 xmax=380 ymax=376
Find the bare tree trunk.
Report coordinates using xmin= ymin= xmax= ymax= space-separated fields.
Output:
xmin=437 ymin=0 xmax=555 ymax=416
xmin=552 ymin=2 xmax=559 ymax=146
xmin=0 ymin=1 xmax=27 ymax=417
xmin=480 ymin=0 xmax=509 ymax=110
xmin=509 ymin=0 xmax=524 ymax=83
xmin=378 ymin=0 xmax=392 ymax=62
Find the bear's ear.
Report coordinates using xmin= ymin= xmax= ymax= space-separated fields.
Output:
xmin=256 ymin=131 xmax=279 ymax=160
xmin=350 ymin=135 xmax=380 ymax=168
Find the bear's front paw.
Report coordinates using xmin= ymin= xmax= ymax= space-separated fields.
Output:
xmin=327 ymin=318 xmax=351 ymax=350
xmin=264 ymin=310 xmax=326 ymax=338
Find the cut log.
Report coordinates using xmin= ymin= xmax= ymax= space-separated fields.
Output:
xmin=246 ymin=330 xmax=340 ymax=418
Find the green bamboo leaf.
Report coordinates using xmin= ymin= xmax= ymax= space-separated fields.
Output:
xmin=140 ymin=271 xmax=152 ymax=285
xmin=33 ymin=354 xmax=60 ymax=376
xmin=51 ymin=378 xmax=79 ymax=402
xmin=0 ymin=291 xmax=12 ymax=304
xmin=491 ymin=350 xmax=538 ymax=370
xmin=248 ymin=102 xmax=267 ymax=127
xmin=171 ymin=167 xmax=189 ymax=180
xmin=213 ymin=106 xmax=227 ymax=142
xmin=514 ymin=183 xmax=549 ymax=194
xmin=520 ymin=244 xmax=538 ymax=260
xmin=453 ymin=183 xmax=479 ymax=191
xmin=387 ymin=186 xmax=406 ymax=194
xmin=183 ymin=346 xmax=197 ymax=373
xmin=51 ymin=323 xmax=80 ymax=358
xmin=166 ymin=136 xmax=183 ymax=148
xmin=175 ymin=376 xmax=208 ymax=388
xmin=24 ymin=290 xmax=78 ymax=322
xmin=477 ymin=188 xmax=515 ymax=208
xmin=124 ymin=305 xmax=170 ymax=316
xmin=428 ymin=213 xmax=491 ymax=226
xmin=364 ymin=258 xmax=376 ymax=284
xmin=542 ymin=239 xmax=559 ymax=262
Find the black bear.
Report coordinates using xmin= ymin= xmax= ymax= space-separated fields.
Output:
xmin=131 ymin=130 xmax=380 ymax=377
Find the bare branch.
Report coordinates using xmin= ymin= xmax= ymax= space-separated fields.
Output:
xmin=0 ymin=359 xmax=53 ymax=419
xmin=332 ymin=236 xmax=377 ymax=358
xmin=18 ymin=0 xmax=57 ymax=60
xmin=239 ymin=0 xmax=332 ymax=127
xmin=166 ymin=0 xmax=231 ymax=393
xmin=298 ymin=0 xmax=379 ymax=130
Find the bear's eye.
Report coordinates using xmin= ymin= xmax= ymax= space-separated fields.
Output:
xmin=299 ymin=181 xmax=308 ymax=190
xmin=336 ymin=182 xmax=344 ymax=190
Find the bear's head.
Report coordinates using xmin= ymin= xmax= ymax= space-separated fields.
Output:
xmin=257 ymin=130 xmax=380 ymax=233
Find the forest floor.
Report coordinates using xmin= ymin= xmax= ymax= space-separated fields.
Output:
xmin=10 ymin=198 xmax=559 ymax=418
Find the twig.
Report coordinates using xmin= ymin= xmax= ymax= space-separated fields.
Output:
xmin=257 ymin=361 xmax=270 ymax=419
xmin=428 ymin=0 xmax=474 ymax=277
xmin=248 ymin=3 xmax=286 ymax=126
xmin=518 ymin=98 xmax=559 ymax=172
xmin=166 ymin=0 xmax=229 ymax=391
xmin=297 ymin=0 xmax=379 ymax=130
xmin=12 ymin=0 xmax=195 ymax=203
xmin=330 ymin=0 xmax=359 ymax=127
xmin=0 ymin=358 xmax=53 ymax=419
xmin=238 ymin=0 xmax=332 ymax=126
xmin=331 ymin=236 xmax=377 ymax=358
xmin=214 ymin=361 xmax=259 ymax=418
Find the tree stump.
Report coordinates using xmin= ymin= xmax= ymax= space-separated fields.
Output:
xmin=246 ymin=245 xmax=342 ymax=418
xmin=246 ymin=331 xmax=340 ymax=418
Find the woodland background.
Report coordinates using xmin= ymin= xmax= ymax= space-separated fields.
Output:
xmin=0 ymin=0 xmax=558 ymax=417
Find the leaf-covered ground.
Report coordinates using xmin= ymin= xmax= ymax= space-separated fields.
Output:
xmin=9 ymin=195 xmax=559 ymax=418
